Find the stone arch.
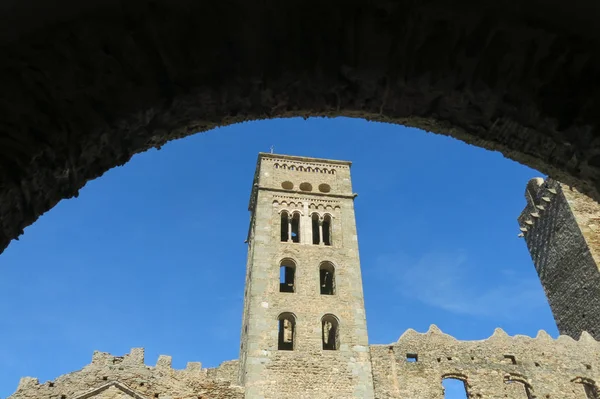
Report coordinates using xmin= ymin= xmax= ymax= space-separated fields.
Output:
xmin=572 ymin=377 xmax=599 ymax=399
xmin=441 ymin=373 xmax=470 ymax=398
xmin=504 ymin=373 xmax=534 ymax=398
xmin=0 ymin=0 xmax=599 ymax=255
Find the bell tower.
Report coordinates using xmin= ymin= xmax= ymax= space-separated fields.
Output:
xmin=238 ymin=153 xmax=375 ymax=399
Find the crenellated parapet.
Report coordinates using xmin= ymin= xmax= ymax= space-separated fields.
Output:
xmin=371 ymin=325 xmax=600 ymax=399
xmin=8 ymin=348 xmax=243 ymax=399
xmin=517 ymin=177 xmax=600 ymax=342
xmin=517 ymin=177 xmax=561 ymax=238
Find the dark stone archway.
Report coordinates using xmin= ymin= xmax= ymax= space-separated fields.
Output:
xmin=1 ymin=0 xmax=599 ymax=253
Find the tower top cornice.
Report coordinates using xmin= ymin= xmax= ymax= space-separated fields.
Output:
xmin=257 ymin=152 xmax=352 ymax=167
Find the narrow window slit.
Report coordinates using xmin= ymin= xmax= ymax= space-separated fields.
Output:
xmin=312 ymin=214 xmax=321 ymax=244
xmin=291 ymin=213 xmax=300 ymax=243
xmin=406 ymin=353 xmax=418 ymax=362
xmin=322 ymin=215 xmax=332 ymax=246
xmin=280 ymin=212 xmax=289 ymax=242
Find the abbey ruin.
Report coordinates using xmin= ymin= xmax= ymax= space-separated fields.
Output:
xmin=8 ymin=153 xmax=600 ymax=398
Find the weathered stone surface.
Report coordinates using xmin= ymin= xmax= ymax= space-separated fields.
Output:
xmin=11 ymin=328 xmax=600 ymax=398
xmin=519 ymin=178 xmax=600 ymax=341
xmin=1 ymin=0 xmax=600 ymax=255
xmin=371 ymin=325 xmax=600 ymax=399
xmin=239 ymin=153 xmax=375 ymax=398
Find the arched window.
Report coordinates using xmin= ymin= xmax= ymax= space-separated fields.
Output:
xmin=291 ymin=212 xmax=300 ymax=243
xmin=322 ymin=214 xmax=332 ymax=246
xmin=584 ymin=384 xmax=599 ymax=399
xmin=320 ymin=262 xmax=335 ymax=295
xmin=442 ymin=377 xmax=468 ymax=399
xmin=573 ymin=378 xmax=599 ymax=399
xmin=278 ymin=313 xmax=296 ymax=350
xmin=279 ymin=259 xmax=296 ymax=293
xmin=504 ymin=375 xmax=534 ymax=399
xmin=280 ymin=211 xmax=289 ymax=242
xmin=312 ymin=214 xmax=320 ymax=245
xmin=322 ymin=314 xmax=339 ymax=350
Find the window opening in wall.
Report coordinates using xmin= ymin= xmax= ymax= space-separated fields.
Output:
xmin=322 ymin=214 xmax=332 ymax=246
xmin=504 ymin=377 xmax=534 ymax=399
xmin=406 ymin=354 xmax=418 ymax=362
xmin=503 ymin=354 xmax=517 ymax=365
xmin=279 ymin=260 xmax=296 ymax=293
xmin=320 ymin=262 xmax=335 ymax=295
xmin=280 ymin=212 xmax=289 ymax=242
xmin=442 ymin=378 xmax=468 ymax=399
xmin=584 ymin=383 xmax=599 ymax=399
xmin=291 ymin=213 xmax=300 ymax=243
xmin=278 ymin=313 xmax=295 ymax=350
xmin=322 ymin=314 xmax=340 ymax=350
xmin=312 ymin=214 xmax=321 ymax=244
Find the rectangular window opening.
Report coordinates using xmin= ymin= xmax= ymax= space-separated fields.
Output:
xmin=406 ymin=353 xmax=418 ymax=362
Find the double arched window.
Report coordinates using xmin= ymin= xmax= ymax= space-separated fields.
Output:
xmin=280 ymin=211 xmax=300 ymax=243
xmin=277 ymin=259 xmax=336 ymax=295
xmin=276 ymin=313 xmax=340 ymax=351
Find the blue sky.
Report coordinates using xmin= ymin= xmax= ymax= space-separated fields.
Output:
xmin=0 ymin=117 xmax=557 ymax=398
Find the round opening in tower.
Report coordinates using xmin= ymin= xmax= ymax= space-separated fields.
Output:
xmin=281 ymin=181 xmax=293 ymax=190
xmin=318 ymin=183 xmax=331 ymax=193
xmin=299 ymin=182 xmax=312 ymax=192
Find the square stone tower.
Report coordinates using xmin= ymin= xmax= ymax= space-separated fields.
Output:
xmin=519 ymin=177 xmax=600 ymax=340
xmin=238 ymin=153 xmax=375 ymax=399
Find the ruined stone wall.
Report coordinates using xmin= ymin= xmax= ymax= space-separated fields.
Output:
xmin=519 ymin=178 xmax=600 ymax=340
xmin=9 ymin=331 xmax=600 ymax=399
xmin=371 ymin=325 xmax=600 ymax=399
xmin=8 ymin=348 xmax=243 ymax=399
xmin=239 ymin=153 xmax=374 ymax=398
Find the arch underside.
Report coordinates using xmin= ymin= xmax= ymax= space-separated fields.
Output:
xmin=0 ymin=0 xmax=599 ymax=253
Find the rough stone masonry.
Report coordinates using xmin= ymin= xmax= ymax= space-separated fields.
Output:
xmin=8 ymin=154 xmax=600 ymax=398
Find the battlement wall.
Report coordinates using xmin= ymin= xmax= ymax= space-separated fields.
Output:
xmin=371 ymin=325 xmax=600 ymax=399
xmin=518 ymin=177 xmax=600 ymax=340
xmin=8 ymin=348 xmax=243 ymax=399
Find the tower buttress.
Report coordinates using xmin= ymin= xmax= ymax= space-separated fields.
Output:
xmin=238 ymin=153 xmax=375 ymax=399
xmin=519 ymin=177 xmax=600 ymax=340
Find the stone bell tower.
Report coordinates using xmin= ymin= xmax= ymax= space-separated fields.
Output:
xmin=238 ymin=153 xmax=375 ymax=399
